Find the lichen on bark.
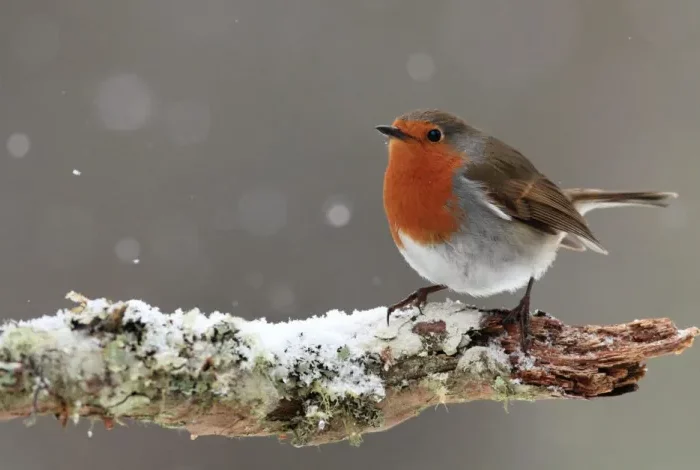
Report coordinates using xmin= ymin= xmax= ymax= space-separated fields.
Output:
xmin=0 ymin=292 xmax=696 ymax=447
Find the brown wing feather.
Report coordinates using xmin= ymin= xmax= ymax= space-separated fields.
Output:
xmin=465 ymin=138 xmax=604 ymax=251
xmin=560 ymin=234 xmax=586 ymax=251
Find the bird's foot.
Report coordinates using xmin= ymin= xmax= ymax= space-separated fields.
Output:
xmin=386 ymin=284 xmax=446 ymax=325
xmin=501 ymin=296 xmax=531 ymax=353
xmin=498 ymin=277 xmax=535 ymax=354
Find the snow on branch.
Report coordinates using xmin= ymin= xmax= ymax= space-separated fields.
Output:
xmin=0 ymin=291 xmax=696 ymax=447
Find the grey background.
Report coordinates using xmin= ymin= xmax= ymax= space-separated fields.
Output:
xmin=1 ymin=1 xmax=698 ymax=469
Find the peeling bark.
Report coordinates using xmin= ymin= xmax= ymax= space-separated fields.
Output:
xmin=0 ymin=293 xmax=696 ymax=447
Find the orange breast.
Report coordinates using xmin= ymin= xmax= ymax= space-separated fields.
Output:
xmin=383 ymin=144 xmax=465 ymax=248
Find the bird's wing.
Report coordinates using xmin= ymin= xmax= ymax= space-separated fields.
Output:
xmin=560 ymin=233 xmax=587 ymax=251
xmin=463 ymin=138 xmax=607 ymax=254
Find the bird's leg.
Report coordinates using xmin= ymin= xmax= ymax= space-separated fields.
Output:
xmin=386 ymin=284 xmax=447 ymax=325
xmin=501 ymin=277 xmax=535 ymax=352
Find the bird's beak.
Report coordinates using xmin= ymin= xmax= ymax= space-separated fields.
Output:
xmin=375 ymin=125 xmax=411 ymax=141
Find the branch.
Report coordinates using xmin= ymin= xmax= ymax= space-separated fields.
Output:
xmin=0 ymin=292 xmax=696 ymax=447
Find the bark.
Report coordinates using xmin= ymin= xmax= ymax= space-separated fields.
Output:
xmin=0 ymin=291 xmax=696 ymax=447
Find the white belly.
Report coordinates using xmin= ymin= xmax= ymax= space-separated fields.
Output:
xmin=397 ymin=229 xmax=562 ymax=297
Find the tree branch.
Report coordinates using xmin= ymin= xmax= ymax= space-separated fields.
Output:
xmin=0 ymin=292 xmax=696 ymax=446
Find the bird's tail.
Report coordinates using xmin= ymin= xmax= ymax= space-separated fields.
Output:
xmin=564 ymin=189 xmax=678 ymax=215
xmin=558 ymin=189 xmax=678 ymax=253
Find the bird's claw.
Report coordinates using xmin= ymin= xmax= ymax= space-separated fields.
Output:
xmin=500 ymin=298 xmax=531 ymax=353
xmin=386 ymin=285 xmax=447 ymax=325
xmin=386 ymin=291 xmax=428 ymax=325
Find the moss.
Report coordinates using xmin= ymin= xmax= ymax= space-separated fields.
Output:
xmin=107 ymin=394 xmax=151 ymax=415
xmin=289 ymin=418 xmax=317 ymax=447
xmin=492 ymin=376 xmax=539 ymax=411
xmin=346 ymin=430 xmax=363 ymax=447
xmin=278 ymin=381 xmax=383 ymax=447
xmin=492 ymin=376 xmax=513 ymax=410
xmin=170 ymin=375 xmax=197 ymax=396
xmin=421 ymin=372 xmax=450 ymax=406
xmin=339 ymin=394 xmax=383 ymax=429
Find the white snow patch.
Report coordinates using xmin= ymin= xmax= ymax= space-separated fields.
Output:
xmin=112 ymin=299 xmax=391 ymax=398
xmin=509 ymin=344 xmax=537 ymax=370
xmin=457 ymin=345 xmax=511 ymax=376
xmin=0 ymin=295 xmax=485 ymax=403
xmin=239 ymin=306 xmax=390 ymax=399
xmin=10 ymin=311 xmax=71 ymax=332
xmin=0 ymin=299 xmax=107 ymax=373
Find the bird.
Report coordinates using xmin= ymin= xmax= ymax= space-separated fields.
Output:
xmin=376 ymin=109 xmax=678 ymax=352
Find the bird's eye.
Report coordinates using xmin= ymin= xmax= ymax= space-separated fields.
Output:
xmin=426 ymin=129 xmax=442 ymax=142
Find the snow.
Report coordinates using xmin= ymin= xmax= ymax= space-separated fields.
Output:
xmin=457 ymin=345 xmax=511 ymax=376
xmin=0 ymin=297 xmax=107 ymax=371
xmin=238 ymin=306 xmax=389 ymax=398
xmin=0 ymin=294 xmax=485 ymax=403
xmin=11 ymin=310 xmax=70 ymax=332
xmin=115 ymin=298 xmax=392 ymax=398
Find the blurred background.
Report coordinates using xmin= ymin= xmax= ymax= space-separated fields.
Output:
xmin=1 ymin=0 xmax=698 ymax=469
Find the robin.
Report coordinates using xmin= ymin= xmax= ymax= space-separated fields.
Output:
xmin=376 ymin=109 xmax=678 ymax=351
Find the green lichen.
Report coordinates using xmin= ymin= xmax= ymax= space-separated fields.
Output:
xmin=237 ymin=372 xmax=282 ymax=420
xmin=346 ymin=429 xmax=364 ymax=447
xmin=103 ymin=339 xmax=130 ymax=373
xmin=0 ymin=362 xmax=21 ymax=388
xmin=492 ymin=376 xmax=539 ymax=411
xmin=421 ymin=372 xmax=450 ymax=407
xmin=457 ymin=346 xmax=511 ymax=379
xmin=337 ymin=345 xmax=351 ymax=361
xmin=339 ymin=394 xmax=383 ymax=429
xmin=107 ymin=394 xmax=151 ymax=415
xmin=252 ymin=355 xmax=274 ymax=374
xmin=493 ymin=375 xmax=514 ymax=410
xmin=279 ymin=381 xmax=383 ymax=447
xmin=289 ymin=418 xmax=317 ymax=447
xmin=3 ymin=296 xmax=560 ymax=447
xmin=2 ymin=328 xmax=44 ymax=358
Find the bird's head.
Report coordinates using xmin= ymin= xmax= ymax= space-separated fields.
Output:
xmin=375 ymin=109 xmax=484 ymax=165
